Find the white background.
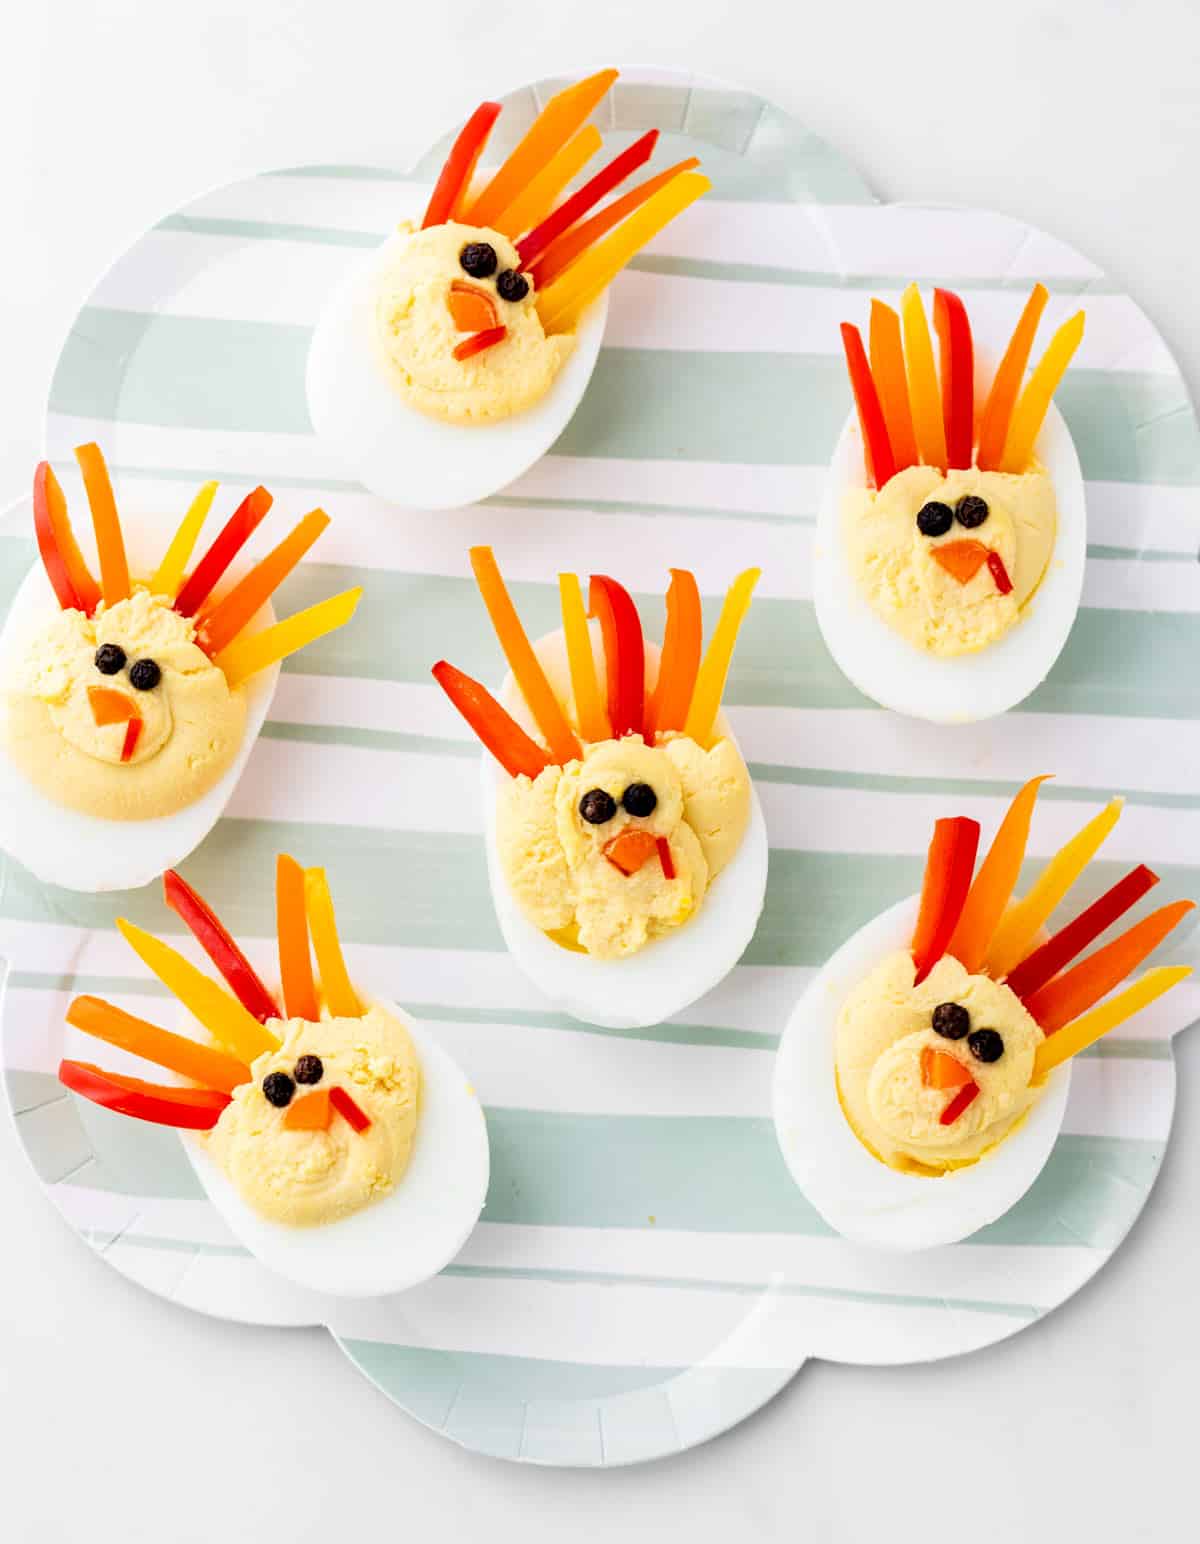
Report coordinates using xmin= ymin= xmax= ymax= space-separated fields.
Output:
xmin=2 ymin=2 xmax=1199 ymax=1539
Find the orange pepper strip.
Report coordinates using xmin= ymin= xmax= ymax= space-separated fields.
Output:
xmin=900 ymin=284 xmax=947 ymax=468
xmin=645 ymin=567 xmax=702 ymax=740
xmin=277 ymin=854 xmax=319 ymax=1023
xmin=976 ymin=283 xmax=1049 ymax=471
xmin=537 ymin=172 xmax=711 ymax=336
xmin=529 ymin=157 xmax=700 ymax=289
xmin=1000 ymin=310 xmax=1085 ymax=473
xmin=213 ymin=588 xmax=363 ymax=690
xmin=1026 ymin=900 xmax=1195 ymax=1034
xmin=447 ymin=281 xmax=499 ymax=334
xmin=150 ymin=481 xmax=218 ymax=600
xmin=74 ymin=443 xmax=130 ymax=605
xmin=559 ymin=573 xmax=610 ymax=742
xmin=1006 ymin=864 xmax=1159 ymax=1002
xmin=195 ymin=509 xmax=330 ymax=658
xmin=930 ymin=540 xmax=989 ymax=585
xmin=87 ymin=685 xmax=136 ymax=726
xmin=869 ymin=300 xmax=919 ymax=473
xmin=683 ymin=568 xmax=760 ymax=750
xmin=66 ymin=994 xmax=251 ymax=1094
xmin=284 ymin=1087 xmax=332 ymax=1131
xmin=432 ymin=661 xmax=553 ymax=780
xmin=920 ymin=1046 xmax=973 ymax=1091
xmin=1033 ymin=967 xmax=1192 ymax=1079
xmin=116 ymin=919 xmax=279 ymax=1065
xmin=422 ymin=101 xmax=503 ymax=228
xmin=986 ymin=798 xmax=1123 ymax=979
xmin=464 ymin=69 xmax=618 ymax=230
xmin=911 ymin=817 xmax=981 ymax=985
xmin=304 ymin=867 xmax=363 ymax=1018
xmin=470 ymin=546 xmax=581 ymax=765
xmin=34 ymin=462 xmax=102 ymax=614
xmin=946 ymin=776 xmax=1051 ymax=973
xmin=491 ymin=125 xmax=602 ymax=240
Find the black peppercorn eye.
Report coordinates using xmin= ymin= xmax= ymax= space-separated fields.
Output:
xmin=262 ymin=1071 xmax=295 ymax=1107
xmin=916 ymin=501 xmax=954 ymax=538
xmin=496 ymin=269 xmax=530 ymax=303
xmin=955 ymin=495 xmax=989 ymax=529
xmin=932 ymin=1002 xmax=970 ymax=1040
xmin=967 ymin=1028 xmax=1005 ymax=1064
xmin=94 ymin=643 xmax=127 ymax=676
xmin=293 ymin=1054 xmax=323 ymax=1085
xmin=579 ymin=788 xmax=618 ymax=825
xmin=129 ymin=658 xmax=161 ymax=692
xmin=621 ymin=782 xmax=658 ymax=818
xmin=459 ymin=241 xmax=498 ymax=279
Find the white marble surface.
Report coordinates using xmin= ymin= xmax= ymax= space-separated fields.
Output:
xmin=2 ymin=2 xmax=1198 ymax=1539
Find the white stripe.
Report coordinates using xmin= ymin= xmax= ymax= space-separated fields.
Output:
xmin=1061 ymin=1054 xmax=1177 ymax=1139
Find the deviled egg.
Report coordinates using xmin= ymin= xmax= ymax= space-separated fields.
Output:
xmin=815 ymin=284 xmax=1087 ymax=721
xmin=432 ymin=547 xmax=768 ymax=1028
xmin=57 ymin=859 xmax=488 ymax=1298
xmin=773 ymin=778 xmax=1193 ymax=1249
xmin=0 ymin=445 xmax=361 ymax=891
xmin=306 ymin=68 xmax=709 ymax=508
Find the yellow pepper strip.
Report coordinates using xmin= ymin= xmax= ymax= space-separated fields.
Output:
xmin=559 ymin=572 xmax=610 ymax=742
xmin=471 ymin=547 xmax=581 ymax=765
xmin=869 ymin=299 xmax=919 ymax=471
xmin=537 ymin=172 xmax=711 ymax=336
xmin=116 ymin=919 xmax=279 ymax=1065
xmin=976 ymin=284 xmax=1048 ymax=471
xmin=74 ymin=443 xmax=130 ymax=605
xmin=303 ymin=867 xmax=362 ymax=1018
xmin=947 ymin=776 xmax=1051 ymax=973
xmin=151 ymin=481 xmax=218 ymax=599
xmin=213 ymin=587 xmax=362 ymax=690
xmin=1033 ymin=966 xmax=1191 ymax=1080
xmin=682 ymin=568 xmax=760 ymax=749
xmin=66 ymin=994 xmax=251 ymax=1094
xmin=899 ymin=284 xmax=947 ymax=469
xmin=277 ymin=854 xmax=318 ymax=1022
xmin=986 ymin=797 xmax=1123 ymax=980
xmin=1000 ymin=310 xmax=1085 ymax=473
xmin=465 ymin=68 xmax=617 ymax=230
xmin=492 ymin=125 xmax=602 ymax=240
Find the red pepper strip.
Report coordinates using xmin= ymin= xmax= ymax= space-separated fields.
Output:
xmin=644 ymin=567 xmax=702 ymax=741
xmin=432 ymin=661 xmax=552 ymax=780
xmin=33 ymin=462 xmax=101 ymax=613
xmin=422 ymin=101 xmax=503 ymax=228
xmin=1005 ymin=864 xmax=1160 ymax=1003
xmin=330 ymin=1084 xmax=372 ymax=1133
xmin=174 ymin=486 xmax=273 ymax=617
xmin=163 ymin=869 xmax=280 ymax=1024
xmin=453 ymin=326 xmax=507 ymax=362
xmin=656 ymin=836 xmax=675 ymax=880
xmin=1025 ymin=899 xmax=1195 ymax=1034
xmin=911 ymin=817 xmax=981 ymax=985
xmin=939 ymin=1081 xmax=980 ymax=1126
xmin=120 ymin=719 xmax=142 ymax=762
xmin=840 ymin=323 xmax=895 ymax=490
xmin=588 ymin=575 xmax=645 ymax=738
xmin=516 ymin=129 xmax=659 ymax=270
xmin=986 ymin=550 xmax=1014 ymax=595
xmin=932 ymin=288 xmax=974 ymax=470
xmin=58 ymin=1058 xmax=231 ymax=1130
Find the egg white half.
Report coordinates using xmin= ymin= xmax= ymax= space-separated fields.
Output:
xmin=305 ymin=187 xmax=609 ymax=510
xmin=772 ymin=895 xmax=1071 ymax=1251
xmin=0 ymin=499 xmax=277 ymax=894
xmin=181 ymin=1004 xmax=489 ymax=1298
xmin=483 ymin=629 xmax=769 ymax=1030
xmin=812 ymin=403 xmax=1086 ymax=723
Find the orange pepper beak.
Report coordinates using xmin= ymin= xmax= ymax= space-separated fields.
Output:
xmin=447 ymin=280 xmax=499 ymax=334
xmin=929 ymin=539 xmax=989 ymax=586
xmin=920 ymin=1045 xmax=973 ymax=1091
xmin=88 ymin=685 xmax=143 ymax=762
xmin=604 ymin=828 xmax=659 ymax=876
xmin=283 ymin=1088 xmax=332 ymax=1131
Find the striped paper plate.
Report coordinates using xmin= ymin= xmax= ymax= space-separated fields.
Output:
xmin=3 ymin=67 xmax=1200 ymax=1467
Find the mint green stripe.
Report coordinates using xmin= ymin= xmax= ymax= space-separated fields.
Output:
xmin=47 ymin=310 xmax=1199 ymax=486
xmin=2 ymin=821 xmax=1197 ymax=969
xmin=157 ymin=213 xmax=380 ymax=248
